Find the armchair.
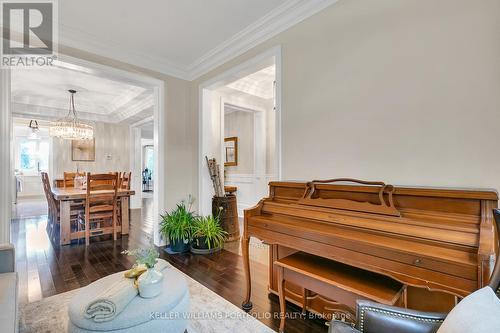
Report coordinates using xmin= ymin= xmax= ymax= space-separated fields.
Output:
xmin=329 ymin=209 xmax=500 ymax=333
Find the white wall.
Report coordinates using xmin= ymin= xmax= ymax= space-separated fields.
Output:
xmin=224 ymin=109 xmax=255 ymax=175
xmin=0 ymin=69 xmax=11 ymax=243
xmin=52 ymin=122 xmax=130 ymax=178
xmin=200 ymin=89 xmax=223 ymax=215
xmin=194 ymin=0 xmax=500 ymax=194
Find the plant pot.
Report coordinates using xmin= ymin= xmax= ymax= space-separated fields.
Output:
xmin=192 ymin=236 xmax=210 ymax=250
xmin=190 ymin=236 xmax=222 ymax=255
xmin=169 ymin=238 xmax=190 ymax=253
xmin=138 ymin=268 xmax=163 ymax=298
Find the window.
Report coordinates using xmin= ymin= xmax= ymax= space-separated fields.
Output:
xmin=17 ymin=138 xmax=49 ymax=175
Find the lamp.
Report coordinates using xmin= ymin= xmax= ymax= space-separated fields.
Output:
xmin=28 ymin=120 xmax=40 ymax=140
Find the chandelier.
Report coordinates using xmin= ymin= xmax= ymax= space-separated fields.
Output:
xmin=49 ymin=90 xmax=94 ymax=140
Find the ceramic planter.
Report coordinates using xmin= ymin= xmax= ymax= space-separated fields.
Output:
xmin=190 ymin=236 xmax=222 ymax=255
xmin=138 ymin=268 xmax=163 ymax=298
xmin=169 ymin=238 xmax=190 ymax=253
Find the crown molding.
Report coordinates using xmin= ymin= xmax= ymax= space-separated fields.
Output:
xmin=11 ymin=93 xmax=153 ymax=124
xmin=113 ymin=94 xmax=154 ymax=123
xmin=57 ymin=0 xmax=338 ymax=82
xmin=186 ymin=0 xmax=339 ymax=80
xmin=130 ymin=115 xmax=154 ymax=128
xmin=59 ymin=25 xmax=191 ymax=80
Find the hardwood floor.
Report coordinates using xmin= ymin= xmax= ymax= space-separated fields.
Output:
xmin=11 ymin=198 xmax=328 ymax=333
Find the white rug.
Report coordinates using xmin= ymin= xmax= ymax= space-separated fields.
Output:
xmin=19 ymin=267 xmax=275 ymax=333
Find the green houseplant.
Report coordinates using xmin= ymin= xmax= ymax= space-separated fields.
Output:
xmin=122 ymin=247 xmax=159 ymax=268
xmin=160 ymin=196 xmax=195 ymax=253
xmin=191 ymin=215 xmax=227 ymax=254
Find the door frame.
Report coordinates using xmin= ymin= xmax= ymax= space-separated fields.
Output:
xmin=0 ymin=55 xmax=166 ymax=246
xmin=197 ymin=45 xmax=283 ymax=215
xmin=0 ymin=68 xmax=12 ymax=243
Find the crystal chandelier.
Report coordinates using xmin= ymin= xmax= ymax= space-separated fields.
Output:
xmin=49 ymin=90 xmax=94 ymax=140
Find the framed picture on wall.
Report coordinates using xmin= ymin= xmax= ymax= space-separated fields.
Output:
xmin=72 ymin=139 xmax=95 ymax=161
xmin=224 ymin=137 xmax=238 ymax=167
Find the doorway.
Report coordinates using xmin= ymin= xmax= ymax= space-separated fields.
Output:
xmin=1 ymin=55 xmax=166 ymax=246
xmin=198 ymin=46 xmax=282 ymax=219
xmin=11 ymin=118 xmax=50 ymax=218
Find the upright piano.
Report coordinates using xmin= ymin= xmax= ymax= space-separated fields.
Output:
xmin=241 ymin=179 xmax=498 ymax=315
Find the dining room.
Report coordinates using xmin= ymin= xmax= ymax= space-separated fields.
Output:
xmin=10 ymin=58 xmax=161 ymax=246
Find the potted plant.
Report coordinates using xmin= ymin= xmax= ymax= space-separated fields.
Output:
xmin=190 ymin=215 xmax=228 ymax=254
xmin=160 ymin=197 xmax=195 ymax=253
xmin=122 ymin=247 xmax=163 ymax=298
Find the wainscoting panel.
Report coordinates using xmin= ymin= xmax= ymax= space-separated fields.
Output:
xmin=225 ymin=173 xmax=276 ymax=217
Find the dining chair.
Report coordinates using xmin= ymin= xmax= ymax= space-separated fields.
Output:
xmin=119 ymin=172 xmax=132 ymax=190
xmin=63 ymin=172 xmax=84 ymax=188
xmin=41 ymin=172 xmax=56 ymax=236
xmin=114 ymin=172 xmax=132 ymax=231
xmin=41 ymin=172 xmax=82 ymax=243
xmin=78 ymin=172 xmax=119 ymax=246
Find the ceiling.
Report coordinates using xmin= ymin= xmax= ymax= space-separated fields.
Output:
xmin=11 ymin=66 xmax=154 ymax=125
xmin=226 ymin=65 xmax=275 ymax=100
xmin=58 ymin=0 xmax=338 ymax=80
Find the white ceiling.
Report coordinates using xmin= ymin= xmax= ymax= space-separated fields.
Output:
xmin=58 ymin=0 xmax=338 ymax=80
xmin=11 ymin=66 xmax=154 ymax=125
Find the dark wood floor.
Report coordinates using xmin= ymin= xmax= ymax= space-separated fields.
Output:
xmin=11 ymin=200 xmax=328 ymax=333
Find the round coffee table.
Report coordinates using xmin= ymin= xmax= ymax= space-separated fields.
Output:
xmin=67 ymin=267 xmax=190 ymax=333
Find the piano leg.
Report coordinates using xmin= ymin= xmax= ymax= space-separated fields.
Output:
xmin=241 ymin=233 xmax=253 ymax=311
xmin=278 ymin=266 xmax=286 ymax=333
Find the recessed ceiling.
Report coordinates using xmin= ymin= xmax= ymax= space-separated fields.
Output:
xmin=58 ymin=0 xmax=339 ymax=79
xmin=11 ymin=65 xmax=154 ymax=125
xmin=226 ymin=66 xmax=275 ymax=100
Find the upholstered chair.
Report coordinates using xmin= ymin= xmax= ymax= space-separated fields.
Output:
xmin=328 ymin=209 xmax=500 ymax=333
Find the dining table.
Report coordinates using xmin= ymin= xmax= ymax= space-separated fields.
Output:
xmin=51 ymin=187 xmax=135 ymax=245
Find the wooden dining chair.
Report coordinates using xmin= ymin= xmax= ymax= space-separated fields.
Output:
xmin=119 ymin=172 xmax=132 ymax=190
xmin=41 ymin=172 xmax=82 ymax=243
xmin=78 ymin=172 xmax=119 ymax=246
xmin=41 ymin=172 xmax=56 ymax=236
xmin=63 ymin=172 xmax=84 ymax=188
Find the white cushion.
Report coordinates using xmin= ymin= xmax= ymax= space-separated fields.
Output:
xmin=437 ymin=287 xmax=500 ymax=333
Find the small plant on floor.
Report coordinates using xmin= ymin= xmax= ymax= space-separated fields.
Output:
xmin=160 ymin=195 xmax=195 ymax=252
xmin=122 ymin=247 xmax=159 ymax=269
xmin=192 ymin=214 xmax=227 ymax=250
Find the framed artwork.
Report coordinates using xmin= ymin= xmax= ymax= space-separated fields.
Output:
xmin=224 ymin=137 xmax=238 ymax=167
xmin=72 ymin=139 xmax=95 ymax=161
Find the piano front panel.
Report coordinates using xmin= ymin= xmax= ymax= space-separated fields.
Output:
xmin=251 ymin=215 xmax=478 ymax=279
xmin=249 ymin=220 xmax=477 ymax=296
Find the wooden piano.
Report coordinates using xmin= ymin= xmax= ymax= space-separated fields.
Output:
xmin=242 ymin=179 xmax=499 ymax=316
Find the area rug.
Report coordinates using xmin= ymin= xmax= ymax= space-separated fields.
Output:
xmin=19 ymin=266 xmax=275 ymax=333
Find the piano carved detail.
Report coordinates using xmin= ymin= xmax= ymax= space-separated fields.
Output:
xmin=300 ymin=178 xmax=401 ymax=217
